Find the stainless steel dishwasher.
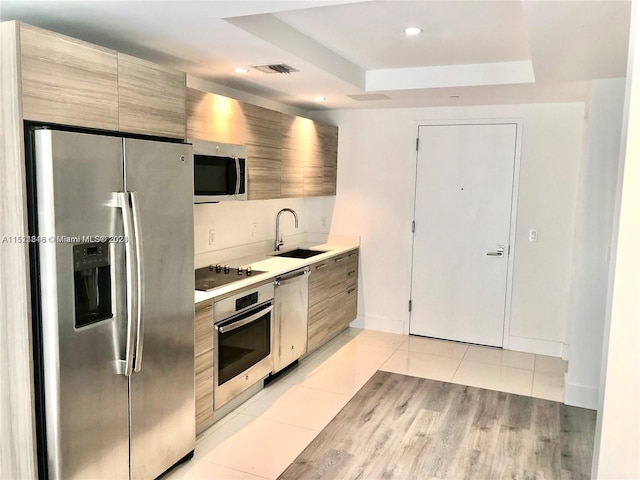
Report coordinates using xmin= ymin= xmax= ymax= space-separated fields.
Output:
xmin=272 ymin=267 xmax=310 ymax=373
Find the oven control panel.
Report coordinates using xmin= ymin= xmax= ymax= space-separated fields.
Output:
xmin=214 ymin=282 xmax=275 ymax=322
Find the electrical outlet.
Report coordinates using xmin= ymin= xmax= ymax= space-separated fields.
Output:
xmin=209 ymin=229 xmax=215 ymax=245
xmin=251 ymin=222 xmax=257 ymax=237
xmin=321 ymin=216 xmax=327 ymax=228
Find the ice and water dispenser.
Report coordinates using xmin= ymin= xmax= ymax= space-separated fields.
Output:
xmin=73 ymin=242 xmax=113 ymax=328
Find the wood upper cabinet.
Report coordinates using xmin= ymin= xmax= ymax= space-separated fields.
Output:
xmin=318 ymin=124 xmax=338 ymax=196
xmin=186 ymin=88 xmax=244 ymax=144
xmin=241 ymin=103 xmax=282 ymax=200
xmin=186 ymin=87 xmax=339 ymax=200
xmin=186 ymin=88 xmax=283 ymax=200
xmin=280 ymin=114 xmax=307 ymax=198
xmin=117 ymin=54 xmax=186 ymax=139
xmin=19 ymin=23 xmax=119 ymax=131
xmin=18 ymin=23 xmax=186 ymax=138
xmin=281 ymin=114 xmax=337 ymax=198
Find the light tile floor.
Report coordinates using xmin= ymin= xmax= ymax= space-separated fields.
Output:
xmin=164 ymin=328 xmax=568 ymax=480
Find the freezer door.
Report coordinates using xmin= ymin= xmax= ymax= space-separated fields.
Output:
xmin=124 ymin=138 xmax=195 ymax=479
xmin=34 ymin=129 xmax=129 ymax=480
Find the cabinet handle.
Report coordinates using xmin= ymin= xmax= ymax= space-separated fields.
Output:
xmin=347 ymin=288 xmax=356 ymax=294
xmin=347 ymin=270 xmax=356 ymax=276
xmin=315 ymin=263 xmax=327 ymax=270
xmin=348 ymin=251 xmax=357 ymax=257
xmin=334 ymin=257 xmax=344 ymax=263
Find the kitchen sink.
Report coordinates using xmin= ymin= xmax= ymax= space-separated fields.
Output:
xmin=274 ymin=248 xmax=327 ymax=259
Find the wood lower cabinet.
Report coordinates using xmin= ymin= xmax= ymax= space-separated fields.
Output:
xmin=344 ymin=250 xmax=359 ymax=323
xmin=19 ymin=23 xmax=119 ymax=131
xmin=308 ymin=259 xmax=332 ymax=352
xmin=194 ymin=299 xmax=214 ymax=434
xmin=308 ymin=248 xmax=359 ymax=352
xmin=117 ymin=54 xmax=186 ymax=139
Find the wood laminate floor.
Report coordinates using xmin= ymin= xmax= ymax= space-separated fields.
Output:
xmin=279 ymin=371 xmax=596 ymax=480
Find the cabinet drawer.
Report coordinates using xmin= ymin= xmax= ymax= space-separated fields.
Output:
xmin=344 ymin=285 xmax=358 ymax=325
xmin=309 ymin=261 xmax=331 ymax=304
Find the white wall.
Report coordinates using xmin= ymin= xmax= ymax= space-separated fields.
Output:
xmin=311 ymin=103 xmax=585 ymax=355
xmin=565 ymin=79 xmax=625 ymax=410
xmin=594 ymin=1 xmax=640 ymax=477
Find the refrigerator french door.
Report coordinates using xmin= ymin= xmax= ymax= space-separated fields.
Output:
xmin=30 ymin=127 xmax=195 ymax=480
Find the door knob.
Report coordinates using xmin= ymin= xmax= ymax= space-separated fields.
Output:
xmin=486 ymin=245 xmax=505 ymax=257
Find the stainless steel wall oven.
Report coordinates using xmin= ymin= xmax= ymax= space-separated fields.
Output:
xmin=213 ymin=282 xmax=274 ymax=409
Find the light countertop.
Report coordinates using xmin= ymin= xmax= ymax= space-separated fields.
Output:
xmin=194 ymin=239 xmax=359 ymax=304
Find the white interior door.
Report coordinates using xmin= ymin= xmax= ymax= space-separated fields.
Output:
xmin=410 ymin=123 xmax=517 ymax=347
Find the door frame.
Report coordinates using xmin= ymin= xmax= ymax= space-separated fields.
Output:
xmin=409 ymin=118 xmax=524 ymax=349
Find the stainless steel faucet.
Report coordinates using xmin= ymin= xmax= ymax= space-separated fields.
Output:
xmin=275 ymin=208 xmax=299 ymax=251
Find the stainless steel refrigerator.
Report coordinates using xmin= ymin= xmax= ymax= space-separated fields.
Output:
xmin=28 ymin=127 xmax=195 ymax=479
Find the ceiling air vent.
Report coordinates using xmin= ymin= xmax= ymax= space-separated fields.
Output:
xmin=346 ymin=93 xmax=391 ymax=101
xmin=251 ymin=63 xmax=299 ymax=74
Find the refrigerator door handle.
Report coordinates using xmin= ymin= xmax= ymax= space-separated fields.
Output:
xmin=130 ymin=191 xmax=145 ymax=372
xmin=118 ymin=191 xmax=138 ymax=377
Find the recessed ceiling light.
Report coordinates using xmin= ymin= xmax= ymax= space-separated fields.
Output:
xmin=404 ymin=27 xmax=422 ymax=36
xmin=314 ymin=96 xmax=326 ymax=102
xmin=234 ymin=68 xmax=248 ymax=74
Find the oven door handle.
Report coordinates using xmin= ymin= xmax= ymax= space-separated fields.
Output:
xmin=217 ymin=304 xmax=273 ymax=334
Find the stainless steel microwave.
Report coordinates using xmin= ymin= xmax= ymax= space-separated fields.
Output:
xmin=190 ymin=139 xmax=248 ymax=203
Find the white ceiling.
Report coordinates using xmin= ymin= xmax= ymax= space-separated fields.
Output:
xmin=0 ymin=0 xmax=632 ymax=112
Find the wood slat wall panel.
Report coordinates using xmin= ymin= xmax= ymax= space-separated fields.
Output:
xmin=117 ymin=54 xmax=186 ymax=139
xmin=20 ymin=23 xmax=119 ymax=131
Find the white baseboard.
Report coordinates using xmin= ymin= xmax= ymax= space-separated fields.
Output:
xmin=565 ymin=382 xmax=599 ymax=410
xmin=506 ymin=335 xmax=565 ymax=356
xmin=348 ymin=314 xmax=405 ymax=335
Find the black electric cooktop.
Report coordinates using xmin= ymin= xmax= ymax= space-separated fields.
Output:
xmin=195 ymin=264 xmax=267 ymax=291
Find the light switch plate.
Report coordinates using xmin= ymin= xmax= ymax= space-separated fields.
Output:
xmin=529 ymin=229 xmax=538 ymax=242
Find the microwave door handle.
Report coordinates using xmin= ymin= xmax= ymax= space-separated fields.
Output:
xmin=234 ymin=157 xmax=241 ymax=197
xmin=130 ymin=191 xmax=145 ymax=373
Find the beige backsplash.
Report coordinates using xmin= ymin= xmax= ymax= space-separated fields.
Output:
xmin=194 ymin=196 xmax=337 ymax=267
